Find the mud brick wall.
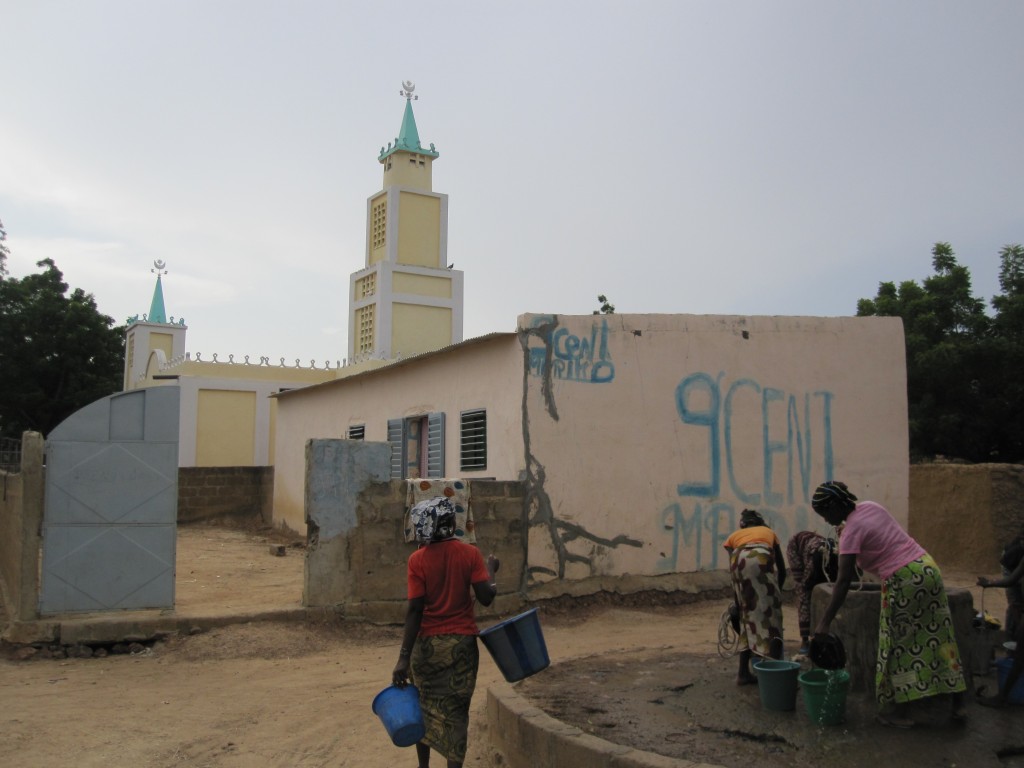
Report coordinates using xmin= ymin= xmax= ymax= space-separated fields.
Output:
xmin=177 ymin=467 xmax=273 ymax=526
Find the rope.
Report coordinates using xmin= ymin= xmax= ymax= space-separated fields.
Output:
xmin=717 ymin=606 xmax=741 ymax=658
xmin=819 ymin=525 xmax=865 ymax=587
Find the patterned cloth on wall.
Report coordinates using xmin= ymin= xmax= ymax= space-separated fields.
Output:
xmin=405 ymin=479 xmax=475 ymax=544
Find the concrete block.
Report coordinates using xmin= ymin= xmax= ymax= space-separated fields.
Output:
xmin=553 ymin=731 xmax=632 ymax=767
xmin=610 ymin=753 xmax=710 ymax=768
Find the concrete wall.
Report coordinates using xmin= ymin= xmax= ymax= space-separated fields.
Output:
xmin=273 ymin=312 xmax=909 ymax=600
xmin=520 ymin=313 xmax=908 ymax=597
xmin=177 ymin=467 xmax=274 ymax=527
xmin=273 ymin=335 xmax=524 ymax=534
xmin=301 ymin=438 xmax=526 ymax=622
xmin=0 ymin=432 xmax=44 ymax=622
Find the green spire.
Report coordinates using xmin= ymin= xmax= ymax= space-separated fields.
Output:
xmin=378 ymin=81 xmax=439 ymax=163
xmin=148 ymin=272 xmax=167 ymax=323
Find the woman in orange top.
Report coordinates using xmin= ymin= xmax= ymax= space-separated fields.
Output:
xmin=724 ymin=509 xmax=787 ymax=684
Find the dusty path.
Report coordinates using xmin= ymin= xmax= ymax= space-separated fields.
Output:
xmin=0 ymin=526 xmax=1018 ymax=767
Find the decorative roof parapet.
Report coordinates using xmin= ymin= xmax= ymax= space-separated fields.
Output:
xmin=126 ymin=313 xmax=187 ymax=326
xmin=378 ymin=80 xmax=439 ymax=163
xmin=135 ymin=349 xmax=394 ymax=382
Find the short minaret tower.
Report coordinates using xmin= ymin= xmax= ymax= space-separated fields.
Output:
xmin=348 ymin=81 xmax=464 ymax=362
xmin=123 ymin=261 xmax=188 ymax=390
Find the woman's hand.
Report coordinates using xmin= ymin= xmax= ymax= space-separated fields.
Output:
xmin=392 ymin=656 xmax=410 ymax=687
xmin=977 ymin=576 xmax=991 ymax=588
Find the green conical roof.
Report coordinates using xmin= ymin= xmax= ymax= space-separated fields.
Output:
xmin=379 ymin=97 xmax=439 ymax=163
xmin=148 ymin=273 xmax=167 ymax=324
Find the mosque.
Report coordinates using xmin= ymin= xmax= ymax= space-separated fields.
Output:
xmin=121 ymin=84 xmax=910 ymax=591
xmin=122 ymin=81 xmax=464 ymax=469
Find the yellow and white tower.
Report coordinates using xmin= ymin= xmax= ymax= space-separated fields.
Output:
xmin=348 ymin=82 xmax=463 ymax=362
xmin=123 ymin=260 xmax=187 ymax=390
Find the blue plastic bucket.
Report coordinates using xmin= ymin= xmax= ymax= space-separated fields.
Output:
xmin=371 ymin=684 xmax=425 ymax=747
xmin=479 ymin=608 xmax=551 ymax=682
xmin=799 ymin=668 xmax=850 ymax=725
xmin=752 ymin=660 xmax=801 ymax=711
xmin=996 ymin=657 xmax=1024 ymax=705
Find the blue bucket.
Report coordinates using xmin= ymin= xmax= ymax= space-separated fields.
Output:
xmin=372 ymin=684 xmax=425 ymax=747
xmin=996 ymin=657 xmax=1024 ymax=705
xmin=479 ymin=608 xmax=550 ymax=682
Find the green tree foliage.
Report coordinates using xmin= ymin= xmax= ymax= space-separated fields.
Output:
xmin=858 ymin=242 xmax=1023 ymax=462
xmin=0 ymin=218 xmax=9 ymax=278
xmin=594 ymin=294 xmax=615 ymax=315
xmin=0 ymin=259 xmax=125 ymax=438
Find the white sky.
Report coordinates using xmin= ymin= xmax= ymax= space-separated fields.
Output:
xmin=3 ymin=1 xmax=1022 ymax=366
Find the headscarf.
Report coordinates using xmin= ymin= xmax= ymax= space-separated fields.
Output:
xmin=811 ymin=481 xmax=858 ymax=514
xmin=408 ymin=496 xmax=457 ymax=543
xmin=740 ymin=508 xmax=767 ymax=528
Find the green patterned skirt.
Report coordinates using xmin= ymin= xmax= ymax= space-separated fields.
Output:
xmin=876 ymin=553 xmax=967 ymax=706
xmin=411 ymin=634 xmax=479 ymax=763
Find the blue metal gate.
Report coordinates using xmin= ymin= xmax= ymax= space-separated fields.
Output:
xmin=40 ymin=387 xmax=179 ymax=614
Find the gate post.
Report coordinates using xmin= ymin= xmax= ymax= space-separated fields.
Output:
xmin=16 ymin=431 xmax=44 ymax=621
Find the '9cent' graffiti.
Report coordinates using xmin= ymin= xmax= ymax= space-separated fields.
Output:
xmin=658 ymin=372 xmax=835 ymax=571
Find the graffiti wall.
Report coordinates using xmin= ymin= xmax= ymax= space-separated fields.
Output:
xmin=519 ymin=313 xmax=908 ymax=587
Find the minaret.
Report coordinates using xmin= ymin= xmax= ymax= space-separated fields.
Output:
xmin=123 ymin=261 xmax=188 ymax=390
xmin=348 ymin=81 xmax=464 ymax=362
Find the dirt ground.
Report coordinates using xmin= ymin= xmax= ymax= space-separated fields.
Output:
xmin=0 ymin=525 xmax=1020 ymax=768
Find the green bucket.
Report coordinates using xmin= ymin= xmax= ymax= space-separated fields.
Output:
xmin=752 ymin=660 xmax=801 ymax=711
xmin=799 ymin=668 xmax=850 ymax=725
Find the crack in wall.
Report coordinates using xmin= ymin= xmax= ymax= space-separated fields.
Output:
xmin=518 ymin=316 xmax=641 ymax=584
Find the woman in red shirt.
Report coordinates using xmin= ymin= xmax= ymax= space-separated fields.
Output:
xmin=392 ymin=497 xmax=499 ymax=768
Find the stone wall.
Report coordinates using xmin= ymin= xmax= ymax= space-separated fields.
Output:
xmin=177 ymin=467 xmax=274 ymax=527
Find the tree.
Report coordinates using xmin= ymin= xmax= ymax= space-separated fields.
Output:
xmin=858 ymin=242 xmax=1023 ymax=462
xmin=0 ymin=217 xmax=9 ymax=278
xmin=0 ymin=259 xmax=125 ymax=438
xmin=594 ymin=294 xmax=615 ymax=315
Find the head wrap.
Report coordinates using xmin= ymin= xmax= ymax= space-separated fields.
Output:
xmin=740 ymin=509 xmax=767 ymax=528
xmin=811 ymin=481 xmax=858 ymax=514
xmin=409 ymin=497 xmax=457 ymax=543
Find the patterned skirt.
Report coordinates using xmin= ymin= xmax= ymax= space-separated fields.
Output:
xmin=729 ymin=544 xmax=783 ymax=657
xmin=411 ymin=634 xmax=479 ymax=763
xmin=876 ymin=553 xmax=966 ymax=706
xmin=786 ymin=531 xmax=829 ymax=640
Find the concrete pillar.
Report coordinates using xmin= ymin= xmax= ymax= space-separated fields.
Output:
xmin=16 ymin=431 xmax=44 ymax=621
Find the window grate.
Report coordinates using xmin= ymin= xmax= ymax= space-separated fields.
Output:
xmin=460 ymin=409 xmax=487 ymax=471
xmin=347 ymin=425 xmax=365 ymax=440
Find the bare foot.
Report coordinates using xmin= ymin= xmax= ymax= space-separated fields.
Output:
xmin=736 ymin=675 xmax=758 ymax=686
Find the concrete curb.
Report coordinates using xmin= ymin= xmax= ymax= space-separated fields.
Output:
xmin=2 ymin=606 xmax=322 ymax=646
xmin=486 ymin=681 xmax=725 ymax=768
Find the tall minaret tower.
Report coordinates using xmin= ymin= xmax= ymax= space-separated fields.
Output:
xmin=122 ymin=261 xmax=187 ymax=390
xmin=348 ymin=81 xmax=464 ymax=362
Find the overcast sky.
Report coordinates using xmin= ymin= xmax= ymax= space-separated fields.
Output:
xmin=3 ymin=1 xmax=1022 ymax=366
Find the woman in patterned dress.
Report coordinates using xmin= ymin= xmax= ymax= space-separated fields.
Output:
xmin=812 ymin=481 xmax=967 ymax=728
xmin=724 ymin=509 xmax=787 ymax=685
xmin=392 ymin=497 xmax=500 ymax=768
